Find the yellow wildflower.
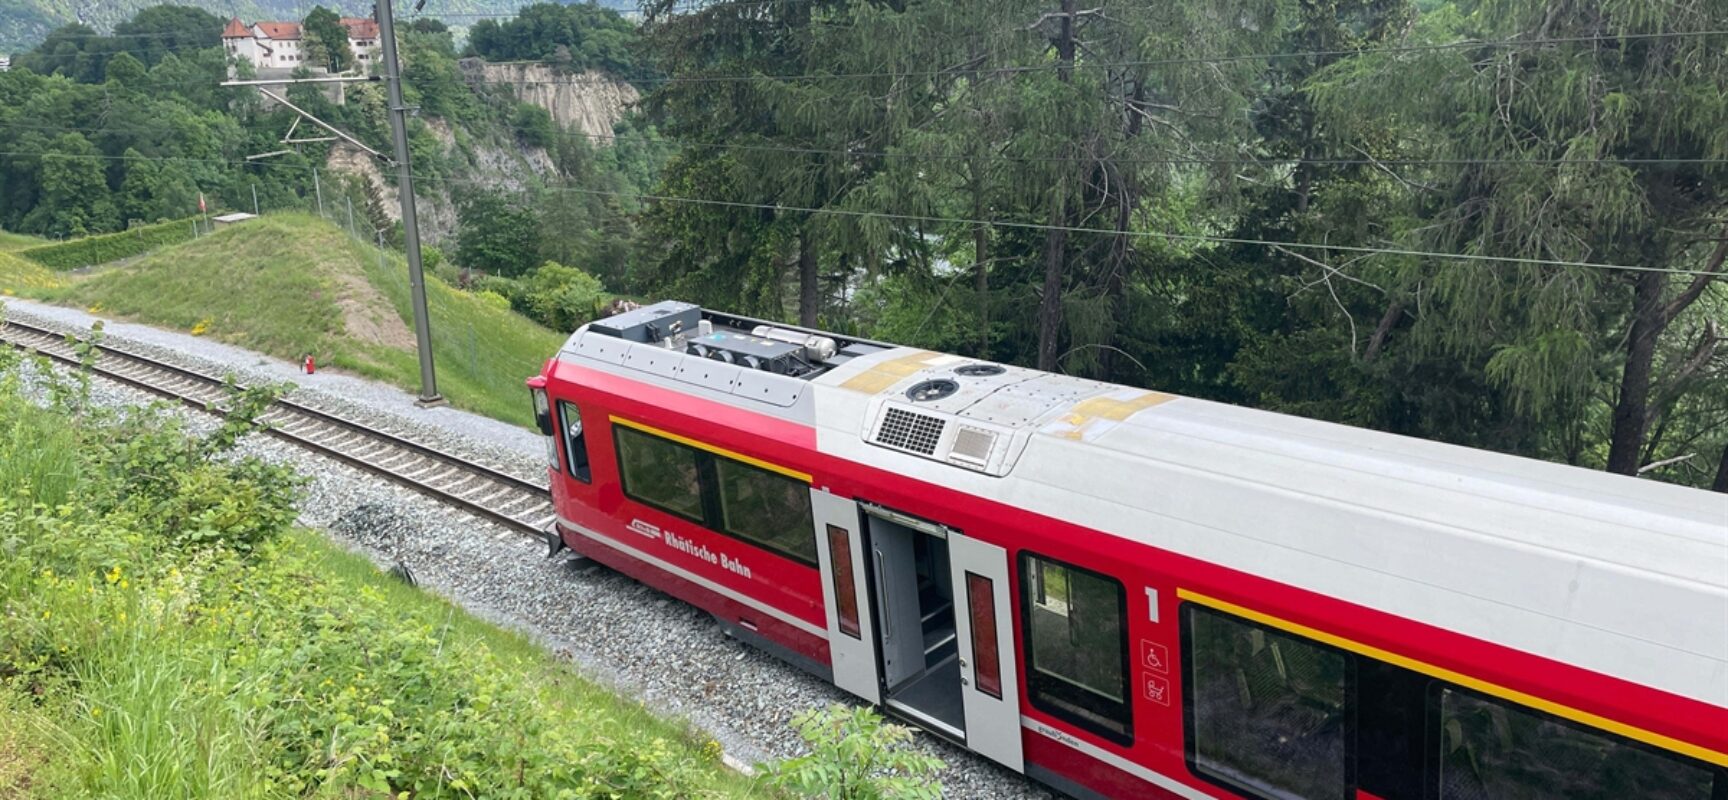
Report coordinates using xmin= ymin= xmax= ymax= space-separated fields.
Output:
xmin=105 ymin=566 xmax=121 ymax=585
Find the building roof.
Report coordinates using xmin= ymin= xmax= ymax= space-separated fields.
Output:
xmin=339 ymin=17 xmax=380 ymax=40
xmin=254 ymin=21 xmax=302 ymax=40
xmin=221 ymin=17 xmax=250 ymax=38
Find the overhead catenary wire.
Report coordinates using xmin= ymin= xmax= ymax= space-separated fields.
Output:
xmin=453 ymin=27 xmax=1728 ymax=89
xmin=22 ymin=24 xmax=1727 ymax=90
xmin=7 ymin=119 xmax=1727 ymax=170
xmin=3 ymin=147 xmax=1722 ymax=279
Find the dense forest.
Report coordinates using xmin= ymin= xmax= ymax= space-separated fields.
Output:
xmin=628 ymin=0 xmax=1728 ymax=491
xmin=1 ymin=0 xmax=1723 ymax=490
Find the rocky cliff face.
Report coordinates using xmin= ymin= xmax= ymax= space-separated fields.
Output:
xmin=458 ymin=60 xmax=640 ymax=140
xmin=325 ymin=119 xmax=556 ymax=245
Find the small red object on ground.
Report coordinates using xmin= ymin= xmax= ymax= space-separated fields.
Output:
xmin=304 ymin=354 xmax=316 ymax=374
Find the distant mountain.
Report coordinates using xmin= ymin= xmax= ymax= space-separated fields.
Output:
xmin=0 ymin=0 xmax=640 ymax=53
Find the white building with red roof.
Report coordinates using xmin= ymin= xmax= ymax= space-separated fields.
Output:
xmin=222 ymin=16 xmax=381 ymax=72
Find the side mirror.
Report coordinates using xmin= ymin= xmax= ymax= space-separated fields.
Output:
xmin=527 ymin=378 xmax=553 ymax=437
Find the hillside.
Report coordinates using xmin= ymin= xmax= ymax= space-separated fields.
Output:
xmin=0 ymin=0 xmax=638 ymax=52
xmin=0 ymin=228 xmax=45 ymax=251
xmin=0 ymin=250 xmax=63 ymax=296
xmin=58 ymin=213 xmax=566 ymax=426
xmin=0 ymin=367 xmax=753 ymax=797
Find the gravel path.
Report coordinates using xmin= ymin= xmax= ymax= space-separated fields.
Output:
xmin=3 ymin=300 xmax=1052 ymax=799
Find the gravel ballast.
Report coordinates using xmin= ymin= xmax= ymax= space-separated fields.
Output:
xmin=3 ymin=300 xmax=1055 ymax=799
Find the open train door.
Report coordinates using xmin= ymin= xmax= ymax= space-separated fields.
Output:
xmin=948 ymin=533 xmax=1024 ymax=772
xmin=811 ymin=489 xmax=880 ymax=704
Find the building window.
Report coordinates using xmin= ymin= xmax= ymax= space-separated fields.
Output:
xmin=1183 ymin=604 xmax=1349 ymax=800
xmin=1436 ymin=688 xmax=1716 ymax=800
xmin=612 ymin=420 xmax=817 ymax=566
xmin=1020 ymin=553 xmax=1132 ymax=744
xmin=558 ymin=401 xmax=590 ymax=483
xmin=714 ymin=458 xmax=815 ymax=564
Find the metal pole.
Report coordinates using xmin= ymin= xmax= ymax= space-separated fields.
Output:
xmin=346 ymin=197 xmax=355 ymax=236
xmin=252 ymin=184 xmax=260 ymax=216
xmin=313 ymin=168 xmax=324 ymax=216
xmin=377 ymin=0 xmax=442 ymax=406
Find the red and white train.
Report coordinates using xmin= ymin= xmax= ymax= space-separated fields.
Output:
xmin=528 ymin=301 xmax=1728 ymax=800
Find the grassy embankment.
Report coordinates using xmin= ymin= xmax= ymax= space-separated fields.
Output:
xmin=0 ymin=347 xmax=757 ymax=798
xmin=0 ymin=251 xmax=65 ymax=297
xmin=53 ymin=213 xmax=565 ymax=427
xmin=0 ymin=228 xmax=47 ymax=251
xmin=0 ymin=229 xmax=63 ymax=296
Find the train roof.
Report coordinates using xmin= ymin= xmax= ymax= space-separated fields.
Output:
xmin=557 ymin=302 xmax=1728 ymax=708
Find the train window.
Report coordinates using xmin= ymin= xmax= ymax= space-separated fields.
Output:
xmin=1019 ymin=553 xmax=1132 ymax=744
xmin=615 ymin=426 xmax=705 ymax=522
xmin=558 ymin=401 xmax=590 ymax=483
xmin=1354 ymin=657 xmax=1430 ymax=800
xmin=613 ymin=420 xmax=818 ymax=567
xmin=1183 ymin=604 xmax=1349 ymax=800
xmin=714 ymin=458 xmax=816 ymax=565
xmin=966 ymin=572 xmax=1003 ymax=699
xmin=1435 ymin=688 xmax=1717 ymax=800
xmin=826 ymin=525 xmax=861 ymax=638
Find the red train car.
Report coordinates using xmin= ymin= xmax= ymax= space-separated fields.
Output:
xmin=528 ymin=301 xmax=1728 ymax=799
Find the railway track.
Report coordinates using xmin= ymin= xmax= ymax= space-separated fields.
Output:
xmin=0 ymin=317 xmax=555 ymax=537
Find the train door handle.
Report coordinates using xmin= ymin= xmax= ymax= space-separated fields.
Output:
xmin=873 ymin=548 xmax=892 ymax=641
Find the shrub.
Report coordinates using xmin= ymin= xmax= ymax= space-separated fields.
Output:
xmin=474 ymin=290 xmax=512 ymax=312
xmin=521 ymin=260 xmax=606 ymax=332
xmin=17 ymin=216 xmax=200 ymax=271
xmin=0 ymin=335 xmax=749 ymax=798
xmin=761 ymin=704 xmax=944 ymax=799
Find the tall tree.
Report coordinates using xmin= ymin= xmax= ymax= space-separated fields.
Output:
xmin=303 ymin=7 xmax=355 ymax=74
xmin=455 ymin=191 xmax=542 ymax=277
xmin=113 ymin=5 xmax=223 ymax=68
xmin=1312 ymin=0 xmax=1728 ymax=477
xmin=1033 ymin=0 xmax=1077 ymax=372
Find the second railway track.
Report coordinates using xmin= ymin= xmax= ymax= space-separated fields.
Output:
xmin=0 ymin=317 xmax=555 ymax=537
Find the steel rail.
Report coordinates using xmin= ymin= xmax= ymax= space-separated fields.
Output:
xmin=0 ymin=318 xmax=553 ymax=537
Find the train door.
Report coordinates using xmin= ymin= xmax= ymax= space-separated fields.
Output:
xmin=861 ymin=503 xmax=1024 ymax=772
xmin=812 ymin=490 xmax=880 ymax=703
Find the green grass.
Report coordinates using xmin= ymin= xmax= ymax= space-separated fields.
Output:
xmin=56 ymin=213 xmax=566 ymax=428
xmin=2 ymin=530 xmax=760 ymax=799
xmin=0 ymin=251 xmax=67 ymax=298
xmin=0 ymin=228 xmax=48 ymax=251
xmin=0 ymin=371 xmax=760 ymax=798
xmin=352 ymin=236 xmax=567 ymax=426
xmin=58 ymin=218 xmax=344 ymax=359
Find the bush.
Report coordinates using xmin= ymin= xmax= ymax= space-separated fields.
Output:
xmin=520 ymin=260 xmax=606 ymax=332
xmin=17 ymin=216 xmax=200 ymax=271
xmin=474 ymin=289 xmax=512 ymax=312
xmin=0 ymin=331 xmax=749 ymax=798
xmin=761 ymin=704 xmax=944 ymax=799
xmin=514 ymin=102 xmax=558 ymax=150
